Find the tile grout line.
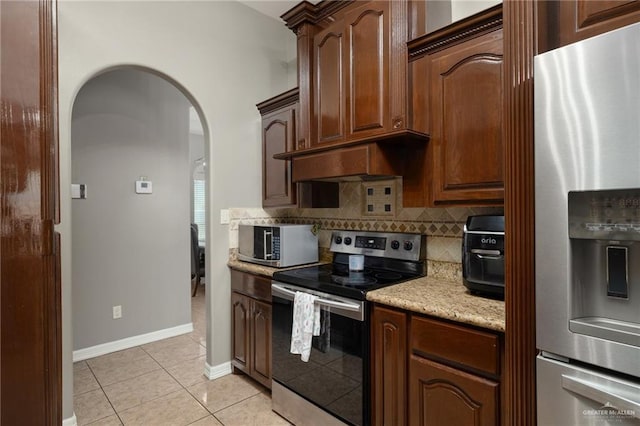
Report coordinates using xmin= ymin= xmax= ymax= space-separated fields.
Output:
xmin=84 ymin=362 xmax=126 ymax=426
xmin=76 ymin=295 xmax=211 ymax=425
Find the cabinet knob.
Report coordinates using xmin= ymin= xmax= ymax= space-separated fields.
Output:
xmin=392 ymin=118 xmax=403 ymax=129
xmin=297 ymin=139 xmax=306 ymax=150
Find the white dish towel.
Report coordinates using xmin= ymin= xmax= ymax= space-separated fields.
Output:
xmin=290 ymin=291 xmax=321 ymax=362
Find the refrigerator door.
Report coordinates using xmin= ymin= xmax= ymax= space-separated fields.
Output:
xmin=537 ymin=355 xmax=640 ymax=425
xmin=535 ymin=21 xmax=640 ymax=377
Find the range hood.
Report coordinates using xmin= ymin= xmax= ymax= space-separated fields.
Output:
xmin=273 ymin=130 xmax=428 ymax=182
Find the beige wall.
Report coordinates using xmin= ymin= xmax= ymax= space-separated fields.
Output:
xmin=57 ymin=1 xmax=296 ymax=420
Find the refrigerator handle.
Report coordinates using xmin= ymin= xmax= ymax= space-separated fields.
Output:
xmin=562 ymin=374 xmax=640 ymax=419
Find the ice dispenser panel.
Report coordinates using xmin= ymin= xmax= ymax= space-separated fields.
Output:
xmin=568 ymin=189 xmax=640 ymax=347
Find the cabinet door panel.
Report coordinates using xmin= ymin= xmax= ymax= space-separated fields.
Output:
xmin=552 ymin=0 xmax=640 ymax=48
xmin=315 ymin=28 xmax=345 ymax=144
xmin=251 ymin=299 xmax=272 ymax=389
xmin=409 ymin=356 xmax=498 ymax=426
xmin=347 ymin=4 xmax=387 ymax=136
xmin=263 ymin=108 xmax=296 ymax=207
xmin=231 ymin=292 xmax=250 ymax=371
xmin=372 ymin=306 xmax=407 ymax=426
xmin=430 ymin=30 xmax=504 ymax=203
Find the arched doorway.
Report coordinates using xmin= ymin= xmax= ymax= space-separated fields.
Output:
xmin=69 ymin=68 xmax=209 ymax=424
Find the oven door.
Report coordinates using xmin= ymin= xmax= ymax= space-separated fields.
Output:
xmin=271 ymin=282 xmax=369 ymax=426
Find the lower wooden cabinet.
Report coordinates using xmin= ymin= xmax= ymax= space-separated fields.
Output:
xmin=230 ymin=270 xmax=272 ymax=389
xmin=371 ymin=304 xmax=503 ymax=426
xmin=371 ymin=306 xmax=407 ymax=426
xmin=409 ymin=356 xmax=498 ymax=426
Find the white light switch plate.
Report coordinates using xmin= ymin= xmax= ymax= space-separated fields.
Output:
xmin=220 ymin=209 xmax=230 ymax=224
xmin=71 ymin=183 xmax=87 ymax=199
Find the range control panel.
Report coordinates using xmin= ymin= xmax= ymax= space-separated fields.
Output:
xmin=330 ymin=231 xmax=426 ymax=261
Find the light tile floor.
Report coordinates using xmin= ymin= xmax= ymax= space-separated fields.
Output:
xmin=73 ymin=286 xmax=290 ymax=426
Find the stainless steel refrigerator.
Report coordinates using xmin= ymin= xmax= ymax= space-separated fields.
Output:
xmin=535 ymin=22 xmax=640 ymax=425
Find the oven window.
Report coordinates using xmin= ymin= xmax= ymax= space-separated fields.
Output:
xmin=272 ymin=295 xmax=367 ymax=426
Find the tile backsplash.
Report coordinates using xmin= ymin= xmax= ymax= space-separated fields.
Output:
xmin=228 ymin=180 xmax=502 ymax=277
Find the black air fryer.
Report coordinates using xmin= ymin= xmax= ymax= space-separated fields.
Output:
xmin=462 ymin=215 xmax=505 ymax=299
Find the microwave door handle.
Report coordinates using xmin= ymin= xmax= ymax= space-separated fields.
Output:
xmin=271 ymin=284 xmax=361 ymax=313
xmin=561 ymin=375 xmax=640 ymax=418
xmin=264 ymin=231 xmax=272 ymax=259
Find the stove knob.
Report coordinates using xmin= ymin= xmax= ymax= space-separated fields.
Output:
xmin=334 ymin=236 xmax=343 ymax=244
xmin=391 ymin=240 xmax=400 ymax=250
xmin=404 ymin=241 xmax=414 ymax=251
xmin=344 ymin=237 xmax=352 ymax=245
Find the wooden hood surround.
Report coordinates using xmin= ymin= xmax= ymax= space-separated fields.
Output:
xmin=278 ymin=0 xmax=429 ymax=204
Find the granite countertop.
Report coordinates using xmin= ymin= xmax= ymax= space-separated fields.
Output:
xmin=367 ymin=277 xmax=505 ymax=332
xmin=229 ymin=256 xmax=505 ymax=332
xmin=227 ymin=258 xmax=328 ymax=278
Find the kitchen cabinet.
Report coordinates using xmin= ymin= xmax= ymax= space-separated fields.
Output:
xmin=371 ymin=304 xmax=503 ymax=426
xmin=313 ymin=1 xmax=408 ymax=146
xmin=371 ymin=306 xmax=407 ymax=426
xmin=230 ymin=269 xmax=272 ymax=389
xmin=409 ymin=5 xmax=504 ymax=205
xmin=409 ymin=356 xmax=498 ymax=425
xmin=257 ymin=89 xmax=298 ymax=207
xmin=257 ymin=89 xmax=339 ymax=208
xmin=538 ymin=0 xmax=640 ymax=52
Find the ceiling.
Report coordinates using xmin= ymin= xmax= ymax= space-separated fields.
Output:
xmin=237 ymin=0 xmax=303 ymax=22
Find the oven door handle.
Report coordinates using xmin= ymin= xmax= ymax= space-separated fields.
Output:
xmin=271 ymin=283 xmax=362 ymax=312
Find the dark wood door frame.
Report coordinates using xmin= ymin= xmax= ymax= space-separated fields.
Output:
xmin=1 ymin=0 xmax=61 ymax=424
xmin=503 ymin=1 xmax=537 ymax=425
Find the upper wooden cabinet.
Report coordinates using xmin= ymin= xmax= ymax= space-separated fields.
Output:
xmin=538 ymin=0 xmax=640 ymax=52
xmin=313 ymin=1 xmax=407 ymax=146
xmin=409 ymin=6 xmax=504 ymax=205
xmin=283 ymin=0 xmax=421 ymax=153
xmin=257 ymin=89 xmax=339 ymax=208
xmin=258 ymin=89 xmax=298 ymax=207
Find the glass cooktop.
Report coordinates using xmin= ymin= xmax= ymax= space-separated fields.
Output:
xmin=273 ymin=257 xmax=425 ymax=300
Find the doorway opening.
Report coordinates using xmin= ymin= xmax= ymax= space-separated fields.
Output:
xmin=70 ymin=67 xmax=208 ymax=362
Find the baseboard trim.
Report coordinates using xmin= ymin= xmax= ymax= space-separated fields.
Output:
xmin=204 ymin=361 xmax=232 ymax=380
xmin=62 ymin=413 xmax=77 ymax=426
xmin=73 ymin=323 xmax=194 ymax=362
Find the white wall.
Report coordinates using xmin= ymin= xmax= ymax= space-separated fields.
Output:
xmin=451 ymin=0 xmax=502 ymax=22
xmin=72 ymin=69 xmax=192 ymax=350
xmin=57 ymin=0 xmax=296 ymax=420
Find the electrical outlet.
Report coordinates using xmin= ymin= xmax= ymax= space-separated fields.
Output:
xmin=112 ymin=305 xmax=122 ymax=319
xmin=362 ymin=179 xmax=397 ymax=216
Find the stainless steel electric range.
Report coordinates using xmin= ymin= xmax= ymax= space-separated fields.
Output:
xmin=271 ymin=230 xmax=426 ymax=426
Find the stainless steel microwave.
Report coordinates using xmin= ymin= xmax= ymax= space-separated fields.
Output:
xmin=238 ymin=224 xmax=318 ymax=268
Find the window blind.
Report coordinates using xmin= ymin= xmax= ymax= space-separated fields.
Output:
xmin=193 ymin=179 xmax=206 ymax=242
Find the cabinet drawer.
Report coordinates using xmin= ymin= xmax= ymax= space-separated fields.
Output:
xmin=410 ymin=316 xmax=500 ymax=376
xmin=230 ymin=269 xmax=271 ymax=302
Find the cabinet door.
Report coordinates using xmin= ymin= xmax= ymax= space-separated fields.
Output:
xmin=409 ymin=356 xmax=499 ymax=426
xmin=371 ymin=306 xmax=407 ymax=426
xmin=231 ymin=292 xmax=251 ymax=372
xmin=546 ymin=1 xmax=640 ymax=49
xmin=314 ymin=19 xmax=346 ymax=145
xmin=250 ymin=299 xmax=272 ymax=389
xmin=262 ymin=106 xmax=296 ymax=207
xmin=344 ymin=1 xmax=390 ymax=140
xmin=430 ymin=29 xmax=504 ymax=204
